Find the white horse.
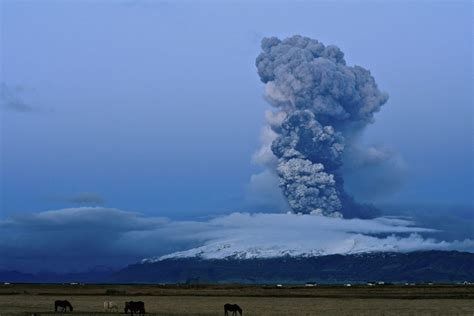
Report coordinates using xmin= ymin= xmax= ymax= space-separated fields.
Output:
xmin=103 ymin=301 xmax=118 ymax=312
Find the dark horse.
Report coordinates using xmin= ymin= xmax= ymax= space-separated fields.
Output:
xmin=224 ymin=304 xmax=242 ymax=316
xmin=124 ymin=301 xmax=145 ymax=316
xmin=54 ymin=300 xmax=73 ymax=312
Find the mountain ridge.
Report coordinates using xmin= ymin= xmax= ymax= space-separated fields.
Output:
xmin=2 ymin=251 xmax=472 ymax=284
xmin=115 ymin=250 xmax=474 ymax=284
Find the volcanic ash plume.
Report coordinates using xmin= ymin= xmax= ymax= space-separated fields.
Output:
xmin=255 ymin=35 xmax=388 ymax=218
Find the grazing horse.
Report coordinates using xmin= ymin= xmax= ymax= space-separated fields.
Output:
xmin=104 ymin=301 xmax=118 ymax=312
xmin=224 ymin=304 xmax=242 ymax=316
xmin=54 ymin=300 xmax=73 ymax=312
xmin=124 ymin=301 xmax=145 ymax=316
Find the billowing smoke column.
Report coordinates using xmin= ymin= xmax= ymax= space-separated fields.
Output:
xmin=256 ymin=35 xmax=388 ymax=219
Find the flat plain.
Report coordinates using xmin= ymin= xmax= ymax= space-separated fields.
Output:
xmin=0 ymin=284 xmax=473 ymax=316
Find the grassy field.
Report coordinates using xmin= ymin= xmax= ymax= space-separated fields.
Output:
xmin=0 ymin=284 xmax=473 ymax=316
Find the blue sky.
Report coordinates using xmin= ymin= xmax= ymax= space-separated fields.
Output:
xmin=2 ymin=0 xmax=472 ymax=219
xmin=0 ymin=1 xmax=472 ymax=271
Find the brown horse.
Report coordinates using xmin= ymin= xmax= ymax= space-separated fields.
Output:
xmin=124 ymin=301 xmax=145 ymax=316
xmin=224 ymin=303 xmax=242 ymax=316
xmin=54 ymin=300 xmax=73 ymax=312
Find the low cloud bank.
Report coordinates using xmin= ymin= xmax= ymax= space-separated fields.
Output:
xmin=0 ymin=207 xmax=473 ymax=272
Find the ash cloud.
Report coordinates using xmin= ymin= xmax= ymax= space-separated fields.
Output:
xmin=343 ymin=145 xmax=407 ymax=200
xmin=255 ymin=35 xmax=390 ymax=218
xmin=245 ymin=169 xmax=288 ymax=212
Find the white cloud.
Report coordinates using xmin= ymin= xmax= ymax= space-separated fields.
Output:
xmin=2 ymin=207 xmax=167 ymax=230
xmin=155 ymin=213 xmax=474 ymax=260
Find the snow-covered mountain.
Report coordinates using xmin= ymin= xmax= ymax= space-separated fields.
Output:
xmin=144 ymin=243 xmax=328 ymax=262
xmin=142 ymin=235 xmax=436 ymax=263
xmin=116 ymin=251 xmax=474 ymax=284
xmin=142 ymin=213 xmax=474 ymax=263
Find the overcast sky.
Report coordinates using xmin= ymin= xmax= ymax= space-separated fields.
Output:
xmin=0 ymin=1 xmax=472 ymax=271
